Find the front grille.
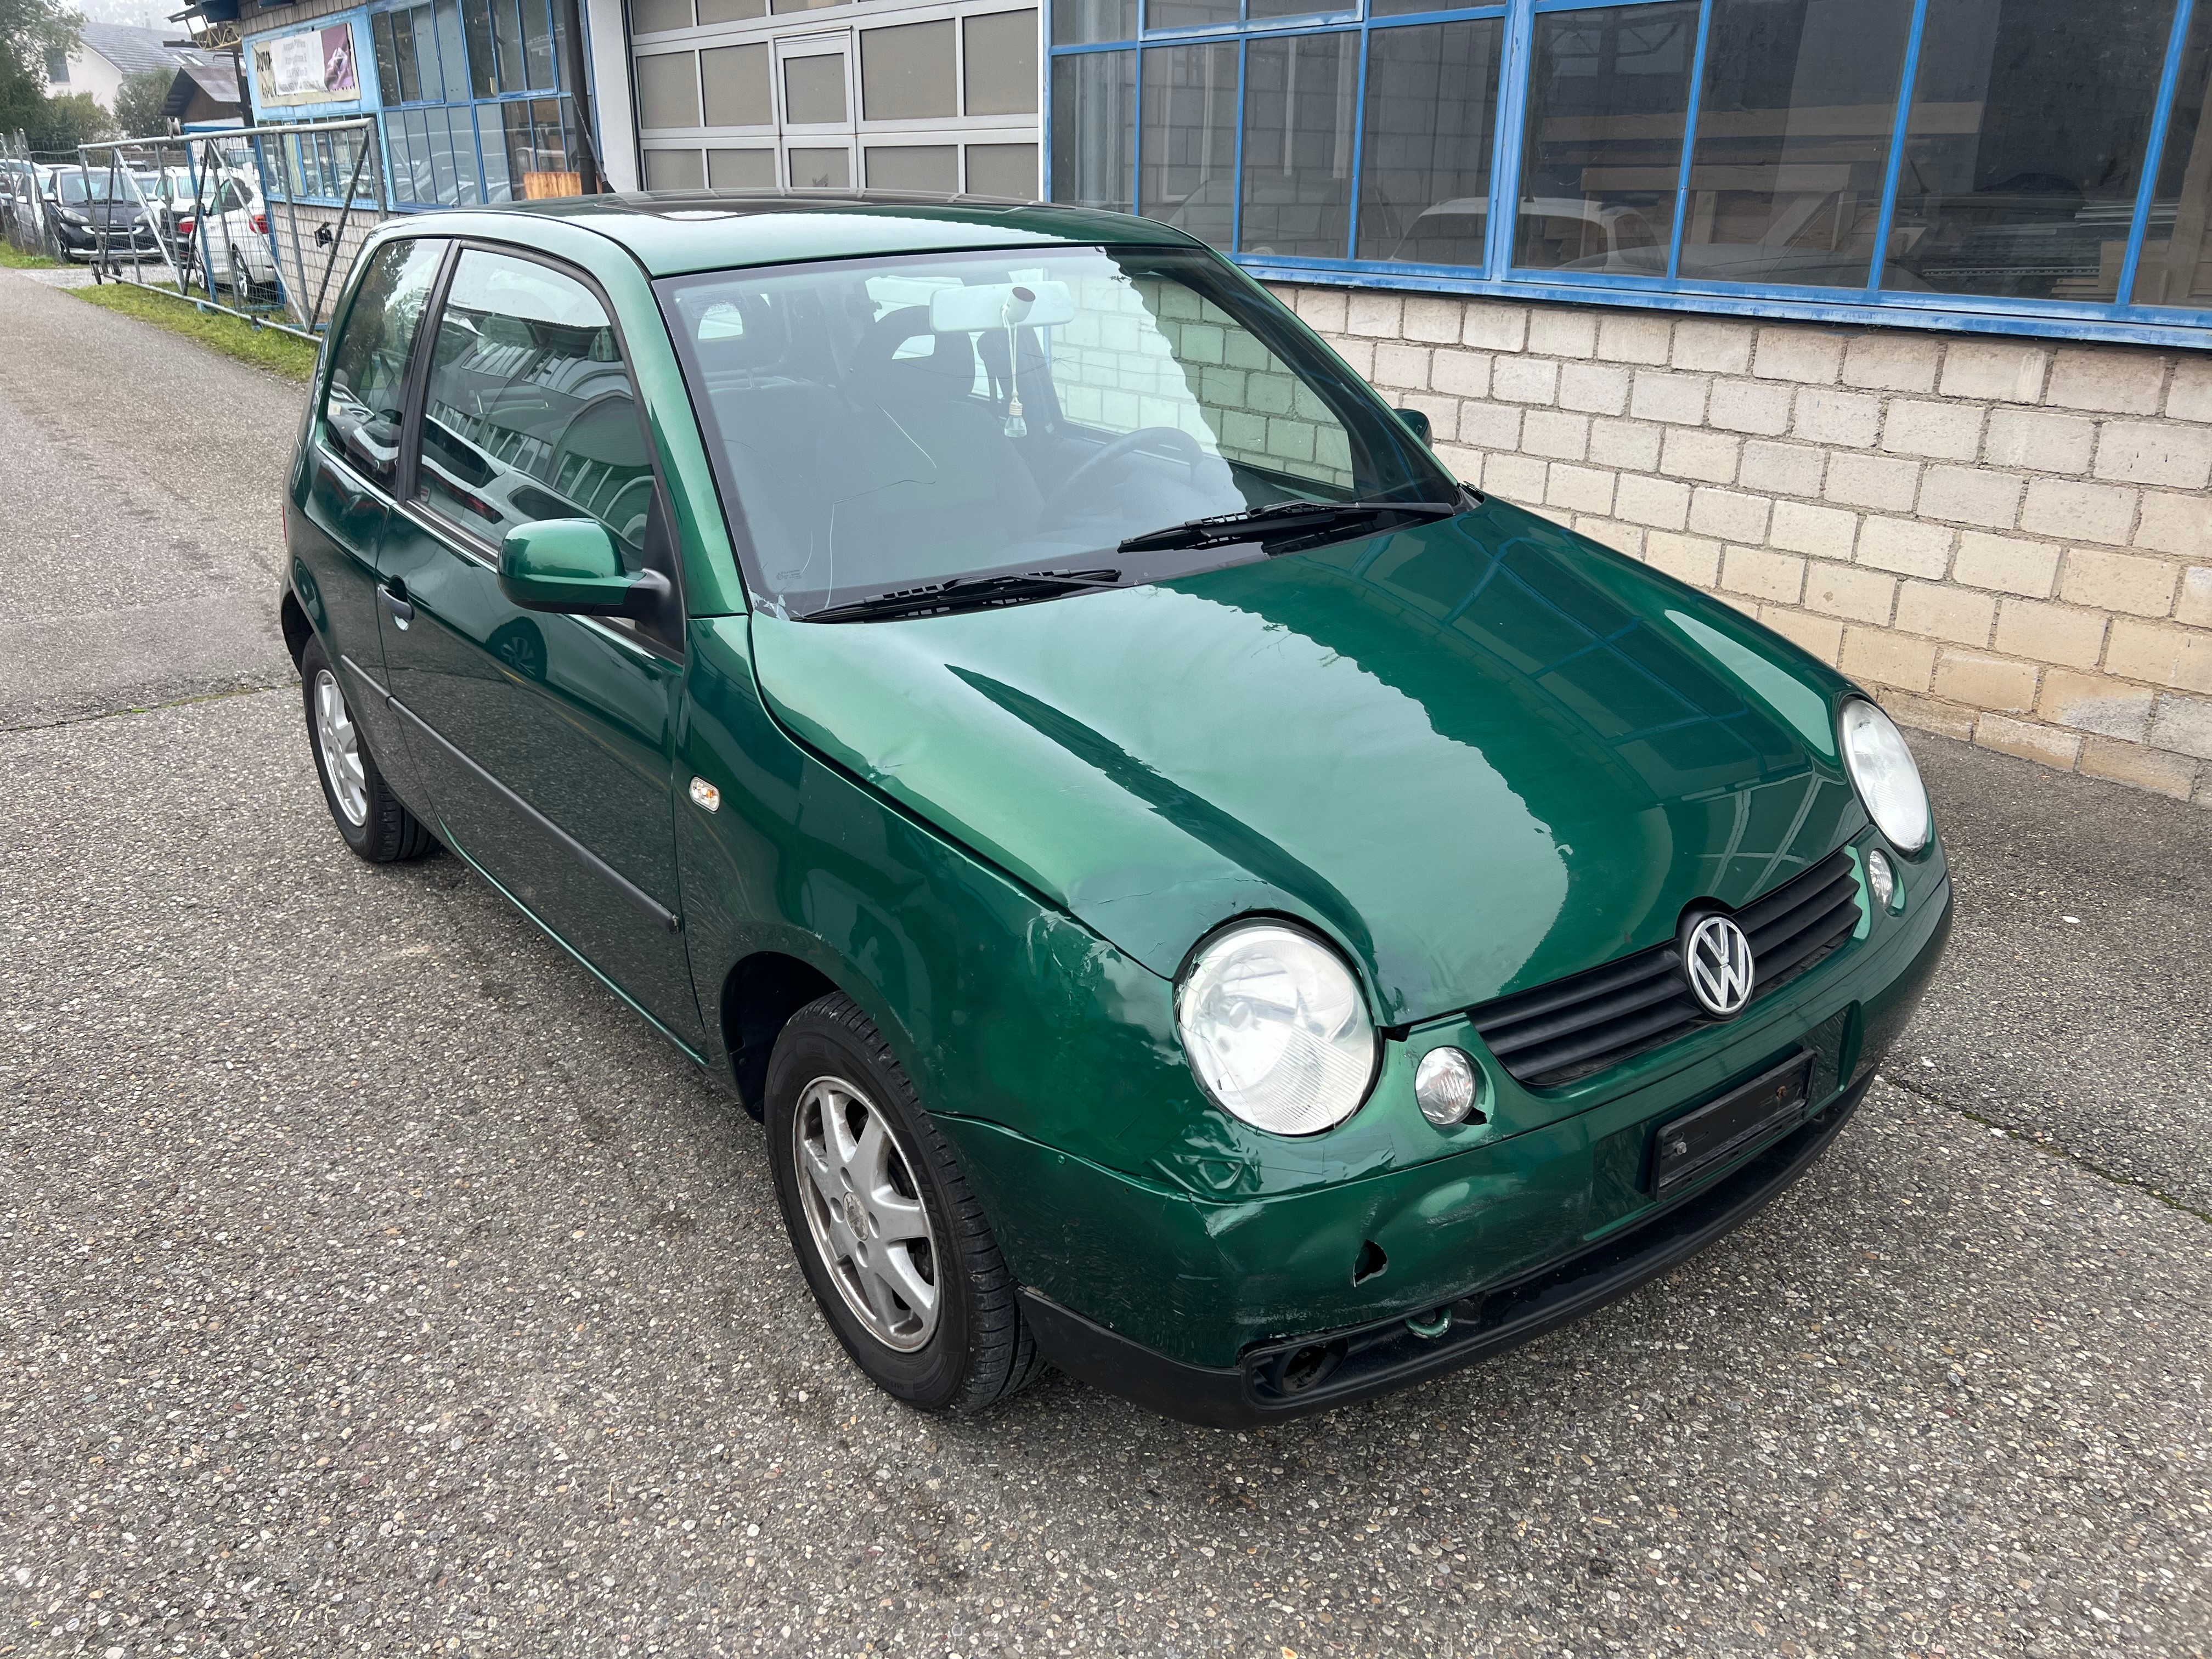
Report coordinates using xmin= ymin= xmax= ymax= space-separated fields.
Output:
xmin=1470 ymin=847 xmax=1863 ymax=1088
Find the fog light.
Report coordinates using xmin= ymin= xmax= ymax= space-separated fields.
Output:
xmin=1865 ymin=847 xmax=1897 ymax=912
xmin=1414 ymin=1047 xmax=1481 ymax=1126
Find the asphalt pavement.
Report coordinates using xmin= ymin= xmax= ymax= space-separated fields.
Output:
xmin=3 ymin=265 xmax=2208 ymax=1657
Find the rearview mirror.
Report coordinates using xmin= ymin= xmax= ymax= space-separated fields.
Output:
xmin=1393 ymin=407 xmax=1433 ymax=445
xmin=928 ymin=280 xmax=1076 ymax=335
xmin=499 ymin=519 xmax=663 ymax=618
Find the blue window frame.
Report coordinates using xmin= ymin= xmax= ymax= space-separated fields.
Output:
xmin=369 ymin=0 xmax=580 ymax=209
xmin=1046 ymin=0 xmax=2212 ymax=347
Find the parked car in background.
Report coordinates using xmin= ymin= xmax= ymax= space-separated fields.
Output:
xmin=46 ymin=167 xmax=160 ymax=262
xmin=176 ymin=175 xmax=278 ymax=294
xmin=282 ymin=196 xmax=1952 ymax=1429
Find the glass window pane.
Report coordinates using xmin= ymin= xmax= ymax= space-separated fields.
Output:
xmin=419 ymin=250 xmax=657 ymax=557
xmin=1049 ymin=50 xmax=1135 ymax=212
xmin=2136 ymin=3 xmax=2212 ymax=309
xmin=645 ymin=147 xmax=707 ymax=188
xmin=637 ymin=52 xmax=703 ymax=128
xmin=699 ymin=0 xmax=766 ymax=19
xmin=771 ymin=0 xmax=848 ymax=14
xmin=966 ymin=141 xmax=1037 ymax=198
xmin=708 ymin=146 xmax=776 ymax=186
xmin=1240 ymin=32 xmax=1357 ymax=258
xmin=963 ymin=11 xmax=1037 ymax=117
xmin=1052 ymin=0 xmax=1135 ymax=47
xmin=784 ymin=53 xmax=848 ymax=124
xmin=393 ymin=8 xmax=422 ymax=103
xmin=522 ymin=0 xmax=556 ymax=88
xmin=1142 ymin=42 xmax=1237 ymax=251
xmin=866 ymin=144 xmax=957 ymax=190
xmin=437 ymin=0 xmax=471 ymax=104
xmin=403 ymin=110 xmax=436 ymax=201
xmin=1514 ymin=2 xmax=1697 ymax=273
xmin=632 ymin=0 xmax=693 ymax=32
xmin=1247 ymin=0 xmax=1333 ymax=20
xmin=1147 ymin=0 xmax=1236 ymax=30
xmin=408 ymin=3 xmax=442 ymax=102
xmin=465 ymin=0 xmax=498 ymax=95
xmin=788 ymin=146 xmax=852 ymax=188
xmin=1885 ymin=0 xmax=2179 ymax=302
xmin=324 ymin=237 xmax=446 ymax=490
xmin=495 ymin=0 xmax=528 ymax=92
xmin=1676 ymin=0 xmax=1911 ymax=287
xmin=373 ymin=14 xmax=401 ymax=104
xmin=703 ymin=44 xmax=771 ymax=126
xmin=426 ymin=104 xmax=460 ymax=203
xmin=480 ymin=106 xmax=512 ymax=200
xmin=862 ymin=21 xmax=957 ymax=121
xmin=1357 ymin=18 xmax=1501 ymax=266
xmin=448 ymin=108 xmax=483 ymax=204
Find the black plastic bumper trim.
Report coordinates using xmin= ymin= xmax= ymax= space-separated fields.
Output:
xmin=1018 ymin=1069 xmax=1874 ymax=1430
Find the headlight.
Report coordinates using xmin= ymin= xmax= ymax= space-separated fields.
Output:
xmin=1176 ymin=921 xmax=1377 ymax=1136
xmin=1839 ymin=699 xmax=1931 ymax=853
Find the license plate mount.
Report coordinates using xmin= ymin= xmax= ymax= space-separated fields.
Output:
xmin=1651 ymin=1051 xmax=1815 ymax=1199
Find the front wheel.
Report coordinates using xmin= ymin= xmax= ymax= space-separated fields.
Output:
xmin=298 ymin=636 xmax=435 ymax=864
xmin=766 ymin=994 xmax=1048 ymax=1414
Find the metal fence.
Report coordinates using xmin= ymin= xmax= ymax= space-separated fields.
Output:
xmin=4 ymin=120 xmax=389 ymax=338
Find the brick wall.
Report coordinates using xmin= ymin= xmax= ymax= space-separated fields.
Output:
xmin=1270 ymin=283 xmax=2212 ymax=807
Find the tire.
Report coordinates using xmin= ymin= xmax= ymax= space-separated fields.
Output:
xmin=765 ymin=993 xmax=1049 ymax=1414
xmin=298 ymin=635 xmax=436 ymax=864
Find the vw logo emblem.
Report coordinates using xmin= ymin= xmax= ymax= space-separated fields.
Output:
xmin=1683 ymin=915 xmax=1756 ymax=1017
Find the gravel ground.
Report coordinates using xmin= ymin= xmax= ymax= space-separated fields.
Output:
xmin=2 ymin=263 xmax=2208 ymax=1658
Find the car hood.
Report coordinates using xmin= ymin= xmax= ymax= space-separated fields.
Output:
xmin=749 ymin=497 xmax=1866 ymax=1024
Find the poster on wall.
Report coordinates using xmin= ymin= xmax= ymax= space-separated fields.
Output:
xmin=252 ymin=20 xmax=361 ymax=109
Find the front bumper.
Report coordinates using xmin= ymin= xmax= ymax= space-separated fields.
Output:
xmin=1022 ymin=1069 xmax=1871 ymax=1428
xmin=952 ymin=855 xmax=1950 ymax=1423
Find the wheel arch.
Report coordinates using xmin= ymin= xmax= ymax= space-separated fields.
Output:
xmin=279 ymin=588 xmax=313 ymax=668
xmin=719 ymin=950 xmax=842 ymax=1120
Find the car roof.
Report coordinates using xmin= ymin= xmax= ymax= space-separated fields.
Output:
xmin=425 ymin=189 xmax=1204 ymax=278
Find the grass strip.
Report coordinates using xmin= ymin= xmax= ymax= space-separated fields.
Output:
xmin=64 ymin=279 xmax=319 ymax=381
xmin=0 ymin=241 xmax=59 ymax=269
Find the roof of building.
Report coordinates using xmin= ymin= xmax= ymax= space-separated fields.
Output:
xmin=163 ymin=61 xmax=242 ymax=117
xmin=399 ymin=193 xmax=1199 ymax=279
xmin=79 ymin=21 xmax=213 ymax=78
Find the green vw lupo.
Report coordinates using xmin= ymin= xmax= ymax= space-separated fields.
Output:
xmin=282 ymin=194 xmax=1950 ymax=1428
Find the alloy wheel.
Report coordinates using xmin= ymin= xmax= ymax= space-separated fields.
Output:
xmin=312 ymin=667 xmax=368 ymax=827
xmin=792 ymin=1075 xmax=941 ymax=1352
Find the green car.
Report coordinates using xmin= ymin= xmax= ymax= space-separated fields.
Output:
xmin=281 ymin=194 xmax=1951 ymax=1428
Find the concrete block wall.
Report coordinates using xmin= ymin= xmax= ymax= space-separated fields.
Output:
xmin=1271 ymin=283 xmax=2212 ymax=806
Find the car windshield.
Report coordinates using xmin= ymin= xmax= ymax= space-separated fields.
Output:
xmin=657 ymin=244 xmax=1459 ymax=619
xmin=54 ymin=172 xmax=144 ymax=203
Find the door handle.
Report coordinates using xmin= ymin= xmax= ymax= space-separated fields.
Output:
xmin=378 ymin=585 xmax=414 ymax=629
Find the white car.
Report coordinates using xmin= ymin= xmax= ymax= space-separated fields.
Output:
xmin=177 ymin=175 xmax=279 ymax=293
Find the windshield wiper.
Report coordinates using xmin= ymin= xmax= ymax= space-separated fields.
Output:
xmin=803 ymin=568 xmax=1124 ymax=624
xmin=1117 ymin=497 xmax=1462 ymax=556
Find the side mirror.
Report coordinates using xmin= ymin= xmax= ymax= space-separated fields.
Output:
xmin=1393 ymin=407 xmax=1433 ymax=445
xmin=499 ymin=518 xmax=663 ymax=618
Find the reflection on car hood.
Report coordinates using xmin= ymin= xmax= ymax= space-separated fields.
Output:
xmin=750 ymin=498 xmax=1866 ymax=1023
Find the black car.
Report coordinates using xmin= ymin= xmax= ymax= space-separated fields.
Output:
xmin=46 ymin=169 xmax=159 ymax=262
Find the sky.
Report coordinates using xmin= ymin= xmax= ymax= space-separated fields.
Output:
xmin=75 ymin=0 xmax=180 ymax=32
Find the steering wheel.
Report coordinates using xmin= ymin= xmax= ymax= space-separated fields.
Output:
xmin=1041 ymin=426 xmax=1205 ymax=526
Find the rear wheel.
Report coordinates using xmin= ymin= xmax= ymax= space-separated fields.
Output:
xmin=766 ymin=994 xmax=1048 ymax=1413
xmin=298 ymin=636 xmax=435 ymax=864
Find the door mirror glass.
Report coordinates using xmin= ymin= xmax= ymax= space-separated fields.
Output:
xmin=500 ymin=518 xmax=658 ymax=615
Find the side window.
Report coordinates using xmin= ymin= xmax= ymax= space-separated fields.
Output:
xmin=321 ymin=237 xmax=445 ymax=490
xmin=414 ymin=249 xmax=662 ymax=577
